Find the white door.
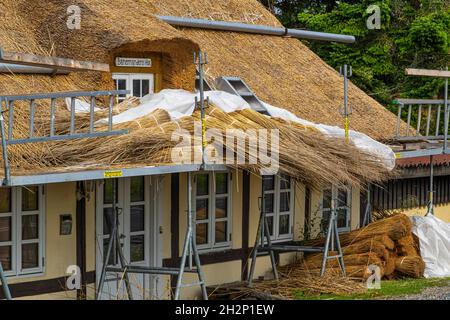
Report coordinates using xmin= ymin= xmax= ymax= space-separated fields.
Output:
xmin=113 ymin=73 xmax=154 ymax=102
xmin=96 ymin=176 xmax=160 ymax=300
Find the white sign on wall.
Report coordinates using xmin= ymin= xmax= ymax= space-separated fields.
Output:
xmin=115 ymin=57 xmax=152 ymax=68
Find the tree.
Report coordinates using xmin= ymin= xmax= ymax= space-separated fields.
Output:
xmin=259 ymin=0 xmax=450 ymax=108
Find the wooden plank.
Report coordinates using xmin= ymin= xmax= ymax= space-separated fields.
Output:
xmin=0 ymin=49 xmax=109 ymax=72
xmin=406 ymin=68 xmax=450 ymax=78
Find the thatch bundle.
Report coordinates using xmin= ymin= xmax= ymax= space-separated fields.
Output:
xmin=302 ymin=214 xmax=425 ymax=280
xmin=3 ymin=98 xmax=391 ymax=187
xmin=208 ymin=273 xmax=367 ymax=300
xmin=395 ymin=256 xmax=425 ymax=278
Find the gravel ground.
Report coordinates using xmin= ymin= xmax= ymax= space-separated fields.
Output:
xmin=382 ymin=285 xmax=450 ymax=300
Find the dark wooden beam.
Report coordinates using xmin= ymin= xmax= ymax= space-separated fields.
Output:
xmin=170 ymin=173 xmax=180 ymax=298
xmin=0 ymin=49 xmax=109 ymax=72
xmin=241 ymin=171 xmax=250 ymax=281
xmin=76 ymin=182 xmax=87 ymax=300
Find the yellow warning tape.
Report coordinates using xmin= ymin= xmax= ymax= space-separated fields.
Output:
xmin=104 ymin=170 xmax=123 ymax=179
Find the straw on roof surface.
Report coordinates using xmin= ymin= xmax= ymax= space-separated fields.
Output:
xmin=0 ymin=0 xmax=393 ymax=185
xmin=149 ymin=0 xmax=407 ymax=142
xmin=4 ymin=100 xmax=390 ymax=187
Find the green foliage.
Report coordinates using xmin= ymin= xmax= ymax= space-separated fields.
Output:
xmin=260 ymin=0 xmax=450 ymax=107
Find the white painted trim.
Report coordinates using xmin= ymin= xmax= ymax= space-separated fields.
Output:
xmin=0 ymin=185 xmax=45 ymax=278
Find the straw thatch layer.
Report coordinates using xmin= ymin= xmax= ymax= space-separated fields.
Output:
xmin=3 ymin=101 xmax=390 ymax=187
xmin=149 ymin=0 xmax=407 ymax=141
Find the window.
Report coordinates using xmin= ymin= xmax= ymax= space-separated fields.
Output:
xmin=100 ymin=177 xmax=148 ymax=266
xmin=112 ymin=74 xmax=154 ymax=102
xmin=262 ymin=175 xmax=294 ymax=241
xmin=193 ymin=172 xmax=231 ymax=250
xmin=322 ymin=185 xmax=351 ymax=232
xmin=0 ymin=186 xmax=44 ymax=277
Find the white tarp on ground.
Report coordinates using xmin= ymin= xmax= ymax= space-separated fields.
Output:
xmin=93 ymin=89 xmax=395 ymax=170
xmin=411 ymin=215 xmax=450 ymax=278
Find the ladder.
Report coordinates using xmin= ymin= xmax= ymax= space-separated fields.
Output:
xmin=97 ymin=174 xmax=207 ymax=300
xmin=0 ymin=90 xmax=129 ymax=186
xmin=248 ymin=177 xmax=345 ymax=286
xmin=215 ymin=76 xmax=269 ymax=115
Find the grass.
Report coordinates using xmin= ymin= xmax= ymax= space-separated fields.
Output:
xmin=295 ymin=277 xmax=450 ymax=300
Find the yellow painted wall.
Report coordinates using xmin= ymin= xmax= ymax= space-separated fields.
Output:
xmin=400 ymin=204 xmax=450 ymax=222
xmin=8 ymin=183 xmax=78 ymax=299
xmin=180 ymin=260 xmax=242 ymax=300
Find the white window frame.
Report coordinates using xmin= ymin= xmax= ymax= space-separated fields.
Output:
xmin=112 ymin=73 xmax=154 ymax=102
xmin=192 ymin=172 xmax=232 ymax=252
xmin=0 ymin=186 xmax=45 ymax=278
xmin=262 ymin=175 xmax=294 ymax=242
xmin=96 ymin=177 xmax=151 ymax=267
xmin=321 ymin=185 xmax=351 ymax=232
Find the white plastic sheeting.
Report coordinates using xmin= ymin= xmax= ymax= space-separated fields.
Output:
xmin=95 ymin=89 xmax=395 ymax=170
xmin=261 ymin=101 xmax=396 ymax=170
xmin=411 ymin=215 xmax=450 ymax=278
xmin=65 ymin=98 xmax=101 ymax=113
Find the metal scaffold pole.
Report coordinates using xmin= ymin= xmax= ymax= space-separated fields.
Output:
xmin=340 ymin=65 xmax=353 ymax=143
xmin=248 ymin=176 xmax=345 ymax=287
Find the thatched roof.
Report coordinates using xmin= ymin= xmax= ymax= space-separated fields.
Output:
xmin=0 ymin=0 xmax=395 ymax=185
xmin=149 ymin=0 xmax=405 ymax=142
xmin=0 ymin=0 xmax=403 ymax=141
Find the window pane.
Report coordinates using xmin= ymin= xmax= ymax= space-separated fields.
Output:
xmin=22 ymin=215 xmax=39 ymax=240
xmin=0 ymin=217 xmax=11 ymax=242
xmin=215 ymin=198 xmax=228 ymax=219
xmin=196 ymin=199 xmax=208 ymax=220
xmin=337 ymin=208 xmax=348 ymax=229
xmin=117 ymin=79 xmax=127 ymax=100
xmin=263 ymin=193 xmax=274 ymax=213
xmin=279 ymin=192 xmax=290 ymax=212
xmin=215 ymin=173 xmax=228 ymax=194
xmin=215 ymin=221 xmax=227 ymax=243
xmin=323 ymin=188 xmax=332 ymax=209
xmin=133 ymin=79 xmax=141 ymax=97
xmin=142 ymin=80 xmax=150 ymax=97
xmin=196 ymin=223 xmax=208 ymax=245
xmin=130 ymin=177 xmax=145 ymax=202
xmin=103 ymin=207 xmax=114 ymax=235
xmin=196 ymin=174 xmax=209 ymax=196
xmin=280 ymin=175 xmax=291 ymax=190
xmin=0 ymin=188 xmax=11 ymax=213
xmin=130 ymin=235 xmax=145 ymax=262
xmin=117 ymin=79 xmax=127 ymax=90
xmin=321 ymin=211 xmax=331 ymax=233
xmin=279 ymin=214 xmax=290 ymax=235
xmin=0 ymin=246 xmax=11 ymax=271
xmin=103 ymin=238 xmax=116 ymax=265
xmin=130 ymin=205 xmax=145 ymax=232
xmin=265 ymin=216 xmax=274 ymax=236
xmin=337 ymin=188 xmax=348 ymax=207
xmin=103 ymin=180 xmax=118 ymax=204
xmin=22 ymin=243 xmax=39 ymax=269
xmin=263 ymin=176 xmax=275 ymax=191
xmin=22 ymin=186 xmax=38 ymax=211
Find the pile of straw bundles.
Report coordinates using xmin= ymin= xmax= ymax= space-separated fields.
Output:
xmin=302 ymin=214 xmax=425 ymax=279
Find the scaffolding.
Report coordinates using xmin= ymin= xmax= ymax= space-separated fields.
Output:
xmin=247 ymin=177 xmax=346 ymax=286
xmin=96 ymin=51 xmax=210 ymax=300
xmin=393 ymin=67 xmax=449 ymax=216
